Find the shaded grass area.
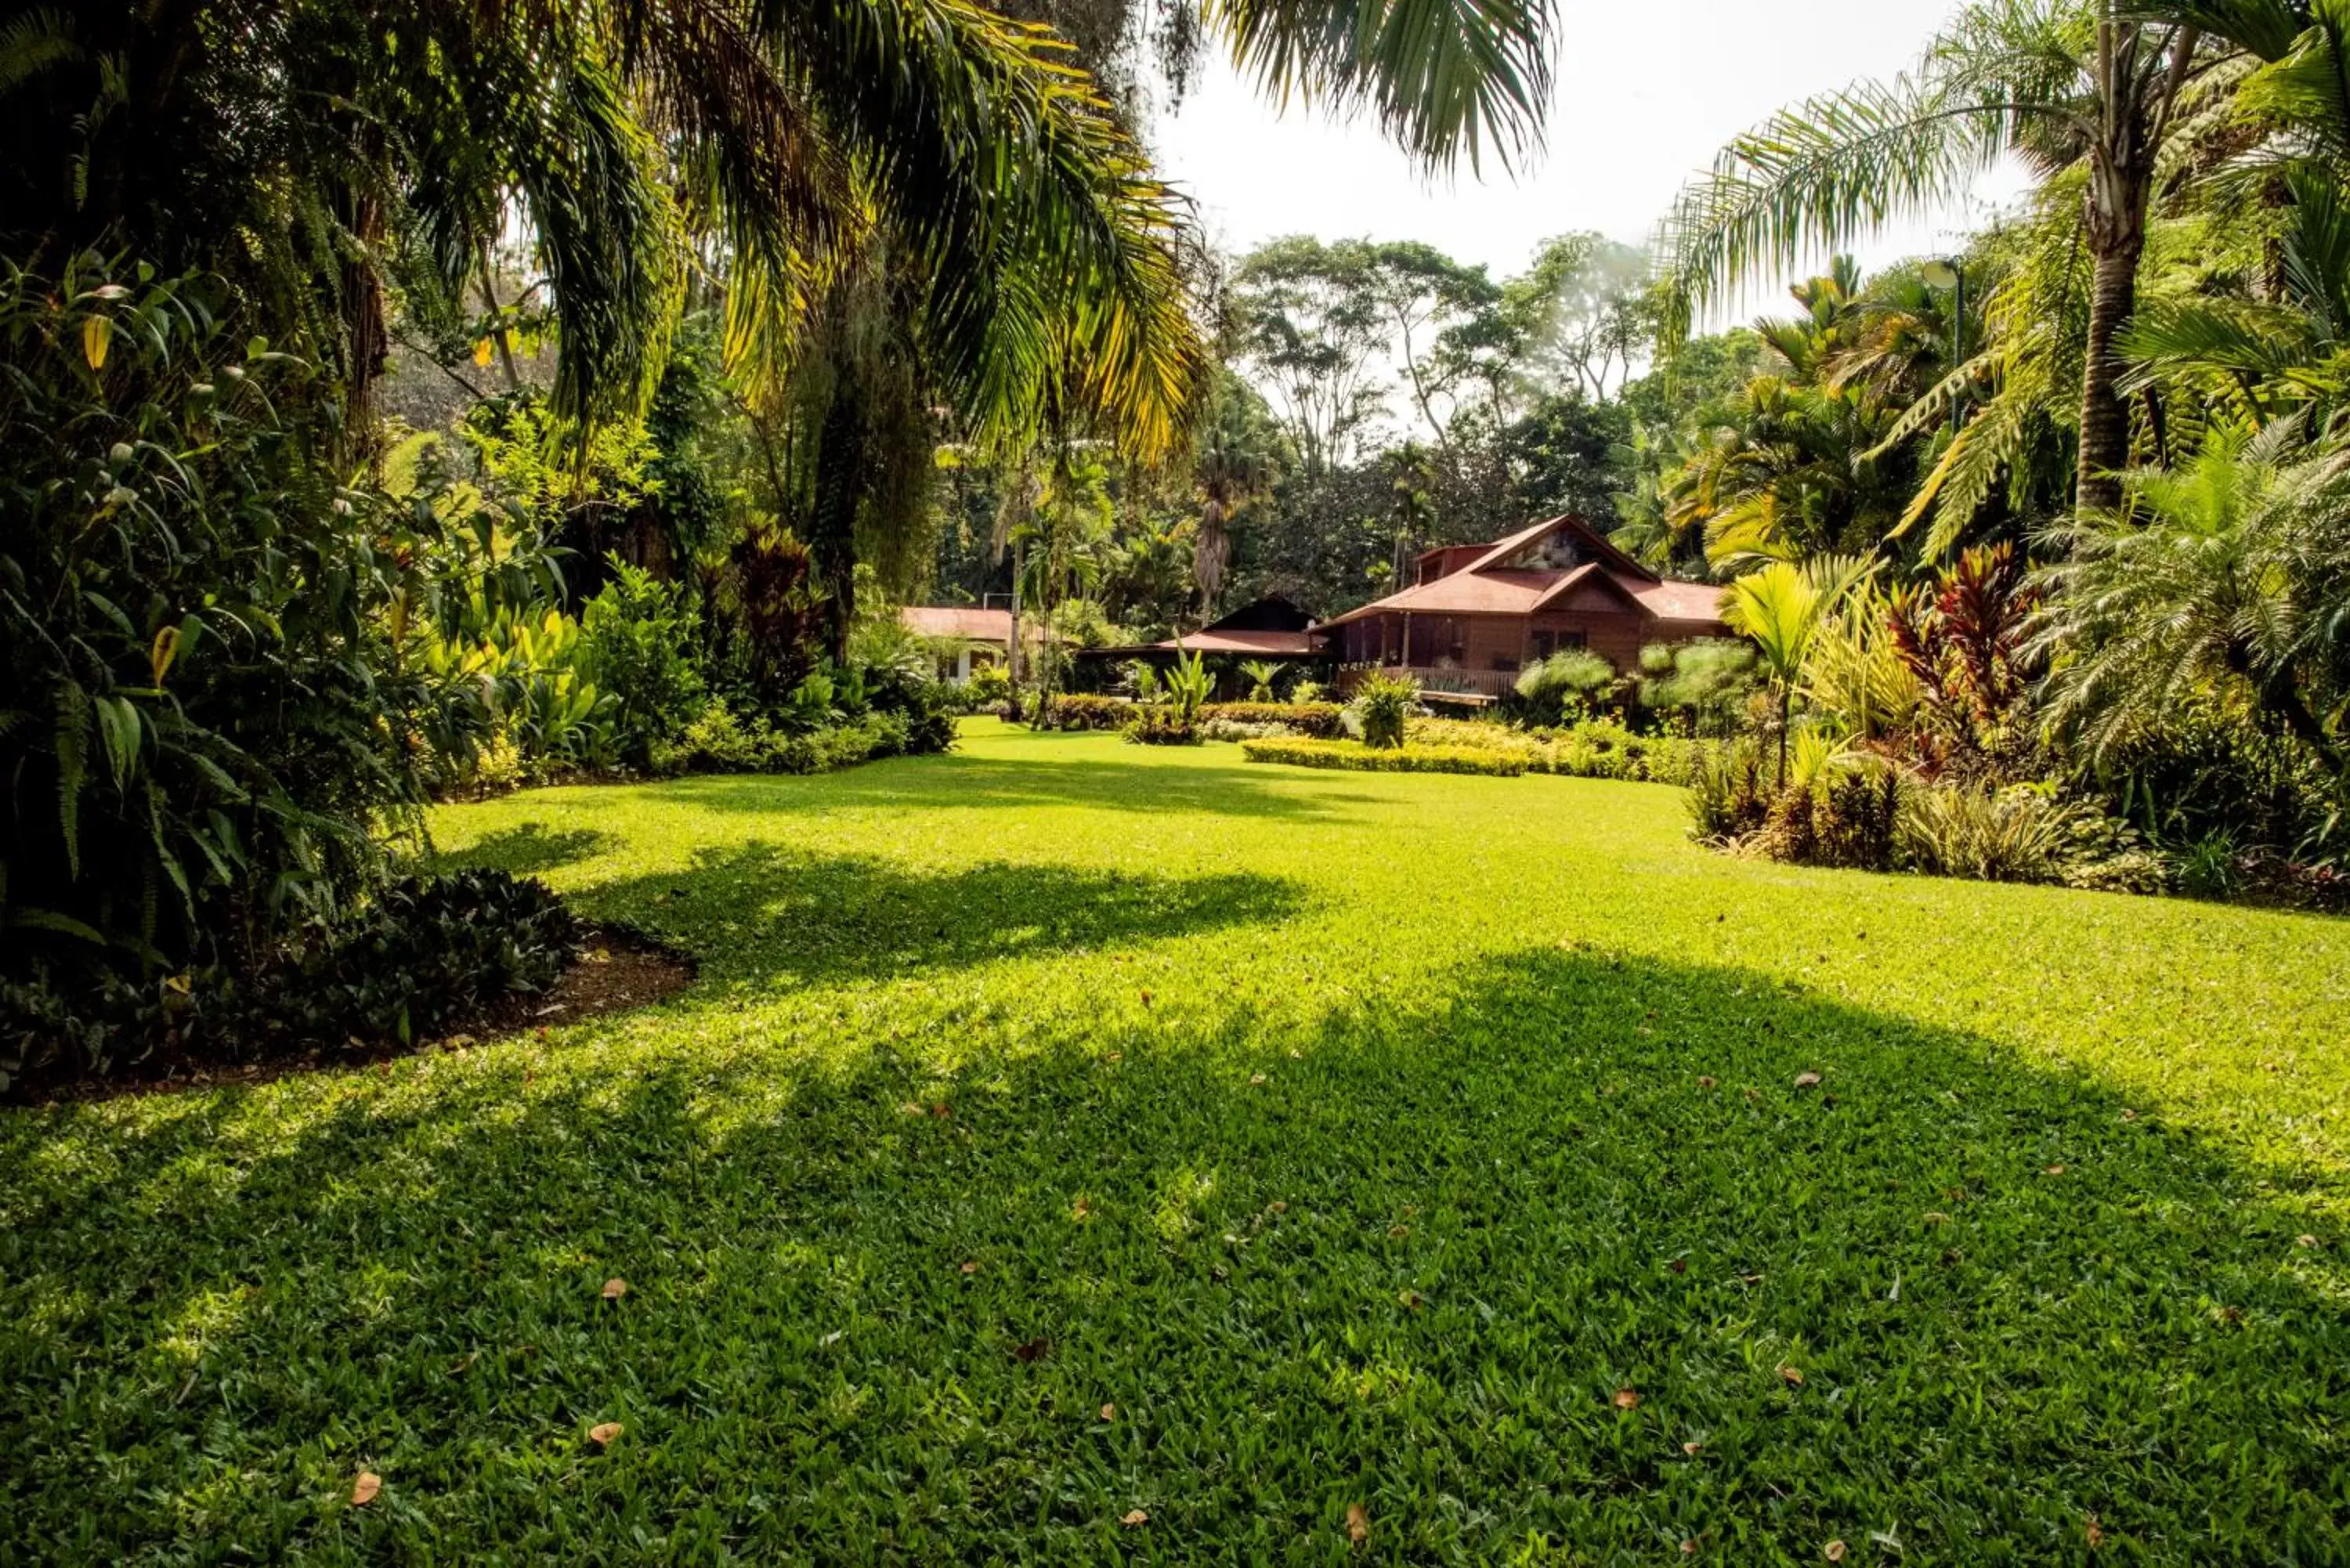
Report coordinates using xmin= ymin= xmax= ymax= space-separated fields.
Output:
xmin=3 ymin=721 xmax=2347 ymax=1563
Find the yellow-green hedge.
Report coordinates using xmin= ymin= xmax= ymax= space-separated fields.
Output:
xmin=1240 ymin=738 xmax=1528 ymax=776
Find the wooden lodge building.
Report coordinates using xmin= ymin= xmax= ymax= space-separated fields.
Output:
xmin=1320 ymin=515 xmax=1730 ymax=697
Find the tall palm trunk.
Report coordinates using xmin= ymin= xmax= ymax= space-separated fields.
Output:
xmin=2076 ymin=20 xmax=2158 ymax=518
xmin=810 ymin=383 xmax=864 ymax=664
xmin=2075 ymin=236 xmax=2144 ymax=514
xmin=2073 ymin=13 xmax=2196 ymax=515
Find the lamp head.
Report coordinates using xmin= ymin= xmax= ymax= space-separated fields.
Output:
xmin=1921 ymin=258 xmax=1961 ymax=290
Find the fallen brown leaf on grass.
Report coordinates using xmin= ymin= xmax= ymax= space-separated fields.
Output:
xmin=1667 ymin=1258 xmax=1687 ymax=1274
xmin=1100 ymin=1404 xmax=1115 ymax=1422
xmin=2297 ymin=1234 xmax=2319 ymax=1248
xmin=1777 ymin=1364 xmax=1805 ymax=1386
xmin=1120 ymin=1508 xmax=1148 ymax=1527
xmin=2044 ymin=1163 xmax=2066 ymax=1176
xmin=1793 ymin=1071 xmax=1822 ymax=1089
xmin=1612 ymin=1388 xmax=1640 ymax=1410
xmin=1397 ymin=1290 xmax=1424 ymax=1311
xmin=1387 ymin=1224 xmax=1410 ymax=1238
xmin=1012 ymin=1336 xmax=1050 ymax=1363
xmin=959 ymin=1260 xmax=980 ymax=1275
xmin=588 ymin=1422 xmax=622 ymax=1447
xmin=1345 ymin=1503 xmax=1370 ymax=1544
xmin=1825 ymin=1541 xmax=1847 ymax=1562
xmin=2086 ymin=1515 xmax=2105 ymax=1548
xmin=1682 ymin=1440 xmax=1703 ymax=1455
xmin=350 ymin=1471 xmax=381 ymax=1506
xmin=1697 ymin=1075 xmax=1716 ymax=1088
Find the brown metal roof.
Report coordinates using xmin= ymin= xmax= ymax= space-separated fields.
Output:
xmin=901 ymin=605 xmax=1018 ymax=643
xmin=1320 ymin=515 xmax=1725 ymax=632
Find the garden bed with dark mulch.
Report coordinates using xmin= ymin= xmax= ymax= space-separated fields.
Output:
xmin=15 ymin=927 xmax=696 ymax=1106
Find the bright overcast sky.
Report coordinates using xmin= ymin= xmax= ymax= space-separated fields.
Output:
xmin=1148 ymin=0 xmax=2030 ymax=318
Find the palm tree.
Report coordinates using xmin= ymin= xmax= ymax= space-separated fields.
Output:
xmin=1722 ymin=562 xmax=1825 ymax=788
xmin=1190 ymin=376 xmax=1278 ymax=616
xmin=2032 ymin=423 xmax=2350 ymax=779
xmin=2 ymin=0 xmax=1556 ymax=460
xmin=1664 ymin=266 xmax=1922 ymax=566
xmin=1661 ymin=0 xmax=2228 ymax=515
xmin=0 ymin=0 xmax=1202 ymax=461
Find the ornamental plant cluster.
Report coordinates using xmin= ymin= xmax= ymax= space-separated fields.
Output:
xmin=0 ymin=262 xmax=957 ymax=1089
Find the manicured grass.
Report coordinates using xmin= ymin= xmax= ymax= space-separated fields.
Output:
xmin=5 ymin=717 xmax=2347 ymax=1563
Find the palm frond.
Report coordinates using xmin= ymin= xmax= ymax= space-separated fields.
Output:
xmin=1202 ymin=0 xmax=1553 ymax=174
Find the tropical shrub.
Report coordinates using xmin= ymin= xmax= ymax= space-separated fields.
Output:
xmin=1354 ymin=672 xmax=1419 ymax=750
xmin=1125 ymin=707 xmax=1200 ymax=745
xmin=1044 ymin=693 xmax=1133 ymax=731
xmin=1753 ymin=766 xmax=1902 ymax=871
xmin=414 ymin=607 xmax=616 ymax=789
xmin=1242 ymin=739 xmax=1530 ymax=775
xmin=1408 ymin=715 xmax=1718 ymax=785
xmin=1163 ymin=651 xmax=1213 ymax=725
xmin=1896 ymin=783 xmax=2088 ymax=885
xmin=3 ymin=869 xmax=580 ymax=1090
xmin=1198 ymin=702 xmax=1345 ymax=738
xmin=578 ymin=560 xmax=707 ymax=768
xmin=245 ymin=870 xmax=582 ymax=1053
xmin=1886 ymin=544 xmax=2044 ymax=783
xmin=1685 ymin=742 xmax=1775 ymax=842
xmin=0 ymin=258 xmax=442 ymax=995
xmin=1238 ymin=659 xmax=1285 ymax=701
xmin=1636 ymin=640 xmax=1759 ymax=736
xmin=1202 ymin=719 xmax=1299 ymax=742
xmin=1513 ymin=649 xmax=1617 ymax=723
xmin=965 ymin=663 xmax=1014 ymax=710
xmin=653 ymin=699 xmax=932 ymax=775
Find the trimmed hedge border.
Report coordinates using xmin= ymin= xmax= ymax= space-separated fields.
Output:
xmin=1241 ymin=738 xmax=1528 ymax=776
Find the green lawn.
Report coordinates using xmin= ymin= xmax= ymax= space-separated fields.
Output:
xmin=5 ymin=718 xmax=2348 ymax=1564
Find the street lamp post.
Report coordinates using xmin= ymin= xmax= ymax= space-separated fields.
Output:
xmin=1922 ymin=256 xmax=1966 ymax=435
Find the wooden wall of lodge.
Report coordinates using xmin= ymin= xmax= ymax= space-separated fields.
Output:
xmin=1341 ymin=612 xmax=1722 ymax=674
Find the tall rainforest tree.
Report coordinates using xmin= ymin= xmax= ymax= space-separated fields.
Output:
xmin=1661 ymin=0 xmax=2228 ymax=515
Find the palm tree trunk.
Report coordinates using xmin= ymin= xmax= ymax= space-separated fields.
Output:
xmin=1777 ymin=682 xmax=1791 ymax=791
xmin=811 ymin=385 xmax=864 ymax=664
xmin=2075 ymin=234 xmax=2144 ymax=515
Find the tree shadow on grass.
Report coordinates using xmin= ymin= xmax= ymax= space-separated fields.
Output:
xmin=0 ymin=945 xmax=2341 ymax=1563
xmin=564 ymin=841 xmax=1310 ymax=988
xmin=432 ymin=821 xmax=616 ymax=878
xmin=642 ymin=748 xmax=1383 ymax=823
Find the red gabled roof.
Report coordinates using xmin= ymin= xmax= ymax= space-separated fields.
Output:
xmin=1320 ymin=515 xmax=1724 ymax=630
